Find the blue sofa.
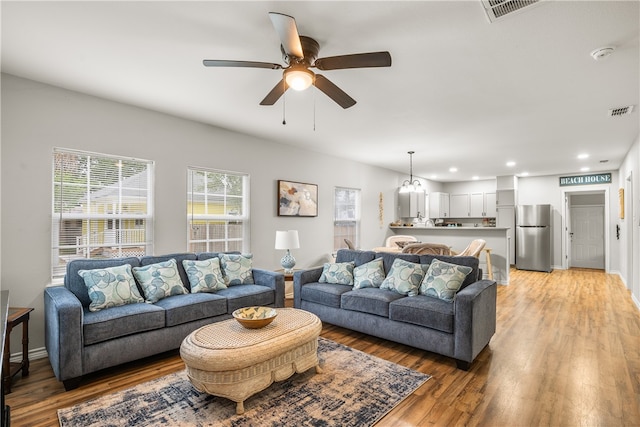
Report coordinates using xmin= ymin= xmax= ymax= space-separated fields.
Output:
xmin=294 ymin=249 xmax=496 ymax=369
xmin=44 ymin=252 xmax=285 ymax=390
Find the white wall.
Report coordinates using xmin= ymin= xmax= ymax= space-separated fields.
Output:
xmin=617 ymin=135 xmax=640 ymax=307
xmin=0 ymin=74 xmax=406 ymax=351
xmin=517 ymin=173 xmax=619 ymax=272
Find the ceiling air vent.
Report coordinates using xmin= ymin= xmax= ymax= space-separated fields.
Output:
xmin=481 ymin=0 xmax=541 ymax=23
xmin=608 ymin=105 xmax=635 ymax=117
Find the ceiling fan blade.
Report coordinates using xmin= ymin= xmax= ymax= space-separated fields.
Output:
xmin=315 ymin=51 xmax=392 ymax=70
xmin=260 ymin=79 xmax=289 ymax=105
xmin=268 ymin=12 xmax=304 ymax=59
xmin=314 ymin=74 xmax=356 ymax=109
xmin=203 ymin=60 xmax=282 ymax=70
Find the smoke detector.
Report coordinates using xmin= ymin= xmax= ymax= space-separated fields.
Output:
xmin=590 ymin=47 xmax=615 ymax=61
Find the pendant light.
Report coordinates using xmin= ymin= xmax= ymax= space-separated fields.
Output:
xmin=399 ymin=151 xmax=423 ymax=193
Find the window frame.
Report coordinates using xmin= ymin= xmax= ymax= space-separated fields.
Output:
xmin=186 ymin=167 xmax=250 ymax=253
xmin=51 ymin=148 xmax=154 ymax=282
xmin=333 ymin=186 xmax=361 ymax=251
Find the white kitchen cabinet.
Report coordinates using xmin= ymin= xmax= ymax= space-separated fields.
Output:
xmin=398 ymin=190 xmax=426 ymax=218
xmin=429 ymin=192 xmax=449 ymax=218
xmin=450 ymin=192 xmax=497 ymax=218
xmin=450 ymin=193 xmax=470 ymax=217
xmin=497 ymin=189 xmax=515 ymax=206
xmin=469 ymin=193 xmax=484 ymax=217
xmin=484 ymin=192 xmax=497 ymax=217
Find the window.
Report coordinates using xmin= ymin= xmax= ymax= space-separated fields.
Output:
xmin=334 ymin=187 xmax=361 ymax=250
xmin=187 ymin=168 xmax=250 ymax=253
xmin=52 ymin=149 xmax=154 ymax=281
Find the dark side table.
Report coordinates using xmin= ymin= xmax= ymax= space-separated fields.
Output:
xmin=3 ymin=307 xmax=34 ymax=394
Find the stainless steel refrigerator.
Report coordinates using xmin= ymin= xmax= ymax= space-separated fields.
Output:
xmin=516 ymin=204 xmax=552 ymax=272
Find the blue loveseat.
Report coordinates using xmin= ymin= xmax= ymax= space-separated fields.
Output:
xmin=294 ymin=249 xmax=496 ymax=369
xmin=44 ymin=252 xmax=285 ymax=390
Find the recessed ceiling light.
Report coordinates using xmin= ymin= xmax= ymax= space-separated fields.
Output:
xmin=506 ymin=161 xmax=516 ymax=167
xmin=581 ymin=167 xmax=590 ymax=172
xmin=472 ymin=176 xmax=479 ymax=180
xmin=449 ymin=167 xmax=458 ymax=173
xmin=430 ymin=174 xmax=437 ymax=179
xmin=577 ymin=153 xmax=589 ymax=160
xmin=520 ymin=172 xmax=529 ymax=177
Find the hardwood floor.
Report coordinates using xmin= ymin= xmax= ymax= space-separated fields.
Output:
xmin=5 ymin=268 xmax=640 ymax=426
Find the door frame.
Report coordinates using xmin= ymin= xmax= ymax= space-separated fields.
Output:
xmin=561 ymin=185 xmax=609 ymax=272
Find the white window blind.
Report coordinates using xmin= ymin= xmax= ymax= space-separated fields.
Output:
xmin=51 ymin=149 xmax=154 ymax=281
xmin=334 ymin=187 xmax=361 ymax=250
xmin=187 ymin=168 xmax=250 ymax=253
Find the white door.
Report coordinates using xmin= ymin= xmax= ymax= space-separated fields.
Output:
xmin=570 ymin=206 xmax=604 ymax=269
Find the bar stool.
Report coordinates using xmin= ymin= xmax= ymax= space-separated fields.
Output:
xmin=484 ymin=248 xmax=493 ymax=280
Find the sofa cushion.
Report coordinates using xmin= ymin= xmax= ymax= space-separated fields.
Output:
xmin=196 ymin=251 xmax=241 ymax=261
xmin=216 ymin=284 xmax=274 ymax=313
xmin=139 ymin=253 xmax=196 ymax=291
xmin=353 ymin=258 xmax=385 ymax=289
xmin=65 ymin=257 xmax=141 ymax=308
xmin=418 ymin=255 xmax=479 ymax=290
xmin=132 ymin=259 xmax=188 ymax=304
xmin=335 ymin=249 xmax=376 ymax=267
xmin=153 ymin=293 xmax=227 ymax=327
xmin=182 ymin=258 xmax=227 ymax=293
xmin=299 ymin=282 xmax=352 ymax=308
xmin=319 ymin=262 xmax=355 ymax=285
xmin=380 ymin=258 xmax=429 ymax=296
xmin=341 ymin=288 xmax=405 ymax=317
xmin=379 ymin=252 xmax=420 ymax=275
xmin=78 ymin=264 xmax=144 ymax=312
xmin=420 ymin=259 xmax=473 ymax=302
xmin=389 ymin=295 xmax=455 ymax=333
xmin=83 ymin=303 xmax=165 ymax=345
xmin=219 ymin=253 xmax=255 ymax=285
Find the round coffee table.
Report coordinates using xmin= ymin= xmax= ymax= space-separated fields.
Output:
xmin=180 ymin=307 xmax=322 ymax=414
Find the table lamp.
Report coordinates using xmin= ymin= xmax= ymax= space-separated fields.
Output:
xmin=275 ymin=230 xmax=300 ymax=274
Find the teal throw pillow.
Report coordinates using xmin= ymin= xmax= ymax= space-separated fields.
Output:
xmin=182 ymin=258 xmax=227 ymax=293
xmin=132 ymin=258 xmax=188 ymax=303
xmin=353 ymin=258 xmax=386 ymax=289
xmin=219 ymin=253 xmax=255 ymax=286
xmin=78 ymin=264 xmax=144 ymax=312
xmin=380 ymin=258 xmax=429 ymax=296
xmin=319 ymin=261 xmax=355 ymax=285
xmin=420 ymin=259 xmax=473 ymax=302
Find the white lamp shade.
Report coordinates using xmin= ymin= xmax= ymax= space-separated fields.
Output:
xmin=275 ymin=230 xmax=300 ymax=250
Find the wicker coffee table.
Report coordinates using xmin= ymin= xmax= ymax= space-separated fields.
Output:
xmin=180 ymin=308 xmax=322 ymax=414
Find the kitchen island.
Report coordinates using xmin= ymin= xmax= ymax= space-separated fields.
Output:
xmin=389 ymin=226 xmax=511 ymax=284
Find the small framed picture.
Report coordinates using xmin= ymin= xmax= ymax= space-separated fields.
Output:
xmin=278 ymin=180 xmax=318 ymax=217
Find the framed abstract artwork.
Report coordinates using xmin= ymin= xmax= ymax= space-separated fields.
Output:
xmin=278 ymin=180 xmax=318 ymax=217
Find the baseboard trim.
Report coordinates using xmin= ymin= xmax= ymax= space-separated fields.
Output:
xmin=9 ymin=347 xmax=48 ymax=363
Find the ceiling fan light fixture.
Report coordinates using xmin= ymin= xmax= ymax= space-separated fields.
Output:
xmin=284 ymin=67 xmax=314 ymax=91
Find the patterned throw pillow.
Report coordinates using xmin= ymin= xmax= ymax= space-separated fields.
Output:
xmin=219 ymin=253 xmax=255 ymax=286
xmin=353 ymin=258 xmax=386 ymax=289
xmin=182 ymin=258 xmax=227 ymax=293
xmin=380 ymin=258 xmax=429 ymax=296
xmin=132 ymin=258 xmax=188 ymax=303
xmin=319 ymin=262 xmax=355 ymax=285
xmin=78 ymin=264 xmax=144 ymax=312
xmin=420 ymin=259 xmax=473 ymax=302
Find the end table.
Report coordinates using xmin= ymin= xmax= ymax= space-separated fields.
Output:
xmin=3 ymin=307 xmax=34 ymax=394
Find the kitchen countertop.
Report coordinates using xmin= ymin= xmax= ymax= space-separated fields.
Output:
xmin=390 ymin=226 xmax=510 ymax=230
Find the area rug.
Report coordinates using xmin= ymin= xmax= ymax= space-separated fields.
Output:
xmin=58 ymin=337 xmax=430 ymax=427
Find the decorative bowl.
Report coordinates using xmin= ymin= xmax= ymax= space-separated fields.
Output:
xmin=232 ymin=306 xmax=278 ymax=329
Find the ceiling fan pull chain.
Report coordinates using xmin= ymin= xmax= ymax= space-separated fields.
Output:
xmin=282 ymin=79 xmax=287 ymax=125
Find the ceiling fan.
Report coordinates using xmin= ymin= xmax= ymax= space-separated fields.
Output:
xmin=203 ymin=12 xmax=392 ymax=109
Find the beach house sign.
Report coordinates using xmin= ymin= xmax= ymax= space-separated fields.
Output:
xmin=559 ymin=173 xmax=611 ymax=187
